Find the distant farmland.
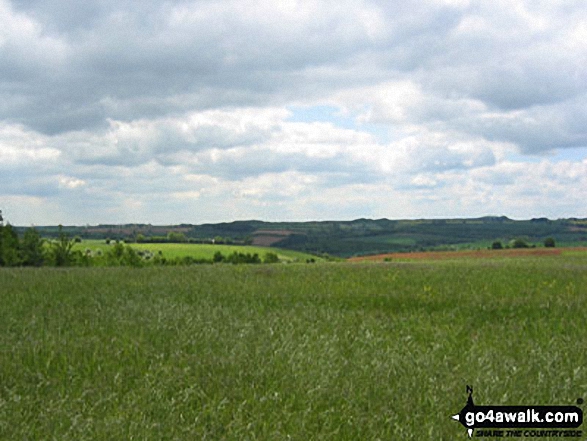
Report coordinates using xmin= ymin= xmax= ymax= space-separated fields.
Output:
xmin=73 ymin=240 xmax=322 ymax=262
xmin=250 ymin=230 xmax=295 ymax=247
xmin=25 ymin=216 xmax=587 ymax=258
xmin=347 ymin=247 xmax=587 ymax=262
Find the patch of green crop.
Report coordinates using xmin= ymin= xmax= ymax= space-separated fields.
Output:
xmin=1 ymin=257 xmax=586 ymax=440
xmin=74 ymin=240 xmax=322 ymax=262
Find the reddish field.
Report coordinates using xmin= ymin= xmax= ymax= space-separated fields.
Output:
xmin=251 ymin=235 xmax=288 ymax=247
xmin=347 ymin=247 xmax=587 ymax=262
xmin=251 ymin=229 xmax=295 ymax=247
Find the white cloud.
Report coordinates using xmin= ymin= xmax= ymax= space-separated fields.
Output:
xmin=57 ymin=175 xmax=86 ymax=189
xmin=1 ymin=0 xmax=586 ymax=223
xmin=0 ymin=123 xmax=61 ymax=168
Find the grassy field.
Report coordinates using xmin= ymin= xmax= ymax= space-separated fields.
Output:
xmin=72 ymin=240 xmax=323 ymax=262
xmin=1 ymin=253 xmax=587 ymax=440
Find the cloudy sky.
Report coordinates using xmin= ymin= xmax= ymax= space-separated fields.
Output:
xmin=1 ymin=0 xmax=586 ymax=225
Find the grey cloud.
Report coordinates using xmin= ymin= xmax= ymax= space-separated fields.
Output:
xmin=425 ymin=56 xmax=584 ymax=112
xmin=4 ymin=0 xmax=585 ymax=118
xmin=455 ymin=96 xmax=587 ymax=153
xmin=389 ymin=135 xmax=497 ymax=174
xmin=2 ymin=0 xmax=587 ymax=224
xmin=0 ymin=0 xmax=482 ymax=134
xmin=0 ymin=1 xmax=321 ymax=132
xmin=470 ymin=168 xmax=517 ymax=186
xmin=59 ymin=109 xmax=283 ymax=166
xmin=0 ymin=171 xmax=60 ymax=197
xmin=171 ymin=148 xmax=376 ymax=182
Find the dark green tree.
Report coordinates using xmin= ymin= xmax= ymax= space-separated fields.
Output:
xmin=121 ymin=246 xmax=143 ymax=267
xmin=0 ymin=224 xmax=20 ymax=266
xmin=226 ymin=252 xmax=261 ymax=264
xmin=167 ymin=232 xmax=187 ymax=243
xmin=544 ymin=237 xmax=556 ymax=248
xmin=263 ymin=252 xmax=280 ymax=263
xmin=491 ymin=240 xmax=503 ymax=250
xmin=50 ymin=225 xmax=75 ymax=266
xmin=511 ymin=238 xmax=529 ymax=249
xmin=21 ymin=228 xmax=45 ymax=266
xmin=106 ymin=241 xmax=125 ymax=265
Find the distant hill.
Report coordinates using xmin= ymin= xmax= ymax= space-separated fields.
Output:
xmin=17 ymin=217 xmax=587 ymax=258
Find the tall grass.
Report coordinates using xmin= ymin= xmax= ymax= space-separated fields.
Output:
xmin=1 ymin=258 xmax=586 ymax=439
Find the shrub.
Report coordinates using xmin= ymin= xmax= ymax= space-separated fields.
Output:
xmin=50 ymin=226 xmax=75 ymax=266
xmin=511 ymin=238 xmax=529 ymax=249
xmin=544 ymin=237 xmax=556 ymax=248
xmin=0 ymin=224 xmax=21 ymax=266
xmin=263 ymin=252 xmax=280 ymax=264
xmin=167 ymin=232 xmax=187 ymax=243
xmin=20 ymin=228 xmax=46 ymax=267
xmin=72 ymin=250 xmax=91 ymax=267
xmin=226 ymin=252 xmax=261 ymax=264
xmin=491 ymin=240 xmax=503 ymax=250
xmin=122 ymin=246 xmax=143 ymax=267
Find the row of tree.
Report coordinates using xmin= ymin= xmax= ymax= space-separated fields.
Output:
xmin=0 ymin=220 xmax=104 ymax=267
xmin=0 ymin=212 xmax=282 ymax=267
xmin=0 ymin=229 xmax=284 ymax=268
xmin=0 ymin=223 xmax=47 ymax=266
xmin=491 ymin=237 xmax=556 ymax=249
xmin=131 ymin=232 xmax=252 ymax=245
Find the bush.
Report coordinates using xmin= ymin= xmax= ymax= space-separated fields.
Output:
xmin=0 ymin=224 xmax=21 ymax=266
xmin=72 ymin=250 xmax=92 ymax=267
xmin=122 ymin=246 xmax=143 ymax=267
xmin=511 ymin=238 xmax=529 ymax=249
xmin=491 ymin=240 xmax=503 ymax=250
xmin=544 ymin=237 xmax=556 ymax=248
xmin=21 ymin=228 xmax=45 ymax=266
xmin=50 ymin=226 xmax=75 ymax=266
xmin=226 ymin=252 xmax=261 ymax=264
xmin=167 ymin=232 xmax=187 ymax=243
xmin=263 ymin=252 xmax=280 ymax=264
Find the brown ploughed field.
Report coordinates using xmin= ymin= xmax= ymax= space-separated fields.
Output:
xmin=347 ymin=247 xmax=587 ymax=262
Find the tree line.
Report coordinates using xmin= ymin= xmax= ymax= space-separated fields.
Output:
xmin=0 ymin=211 xmax=281 ymax=268
xmin=490 ymin=237 xmax=556 ymax=249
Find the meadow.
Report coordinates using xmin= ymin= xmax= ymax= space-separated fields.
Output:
xmin=1 ymin=252 xmax=586 ymax=440
xmin=73 ymin=240 xmax=322 ymax=262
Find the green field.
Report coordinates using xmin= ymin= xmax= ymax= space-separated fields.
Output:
xmin=73 ymin=240 xmax=322 ymax=262
xmin=1 ymin=253 xmax=587 ymax=439
xmin=32 ymin=216 xmax=587 ymax=258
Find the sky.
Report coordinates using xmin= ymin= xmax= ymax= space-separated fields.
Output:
xmin=1 ymin=0 xmax=586 ymax=225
